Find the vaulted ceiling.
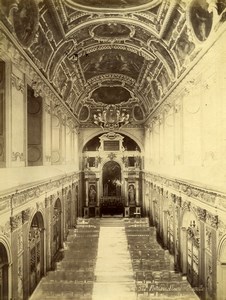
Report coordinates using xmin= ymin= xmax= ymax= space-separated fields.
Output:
xmin=1 ymin=0 xmax=226 ymax=128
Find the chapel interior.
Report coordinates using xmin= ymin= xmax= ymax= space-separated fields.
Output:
xmin=0 ymin=0 xmax=226 ymax=299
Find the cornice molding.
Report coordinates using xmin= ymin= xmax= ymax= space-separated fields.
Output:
xmin=0 ymin=172 xmax=79 ymax=212
xmin=144 ymin=171 xmax=226 ymax=212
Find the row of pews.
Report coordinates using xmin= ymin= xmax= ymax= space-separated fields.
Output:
xmin=31 ymin=218 xmax=100 ymax=300
xmin=124 ymin=218 xmax=199 ymax=300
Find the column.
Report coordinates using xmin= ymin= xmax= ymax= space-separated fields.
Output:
xmin=163 ymin=210 xmax=168 ymax=248
xmin=124 ymin=179 xmax=128 ymax=206
xmin=96 ymin=179 xmax=100 ymax=206
xmin=135 ymin=181 xmax=139 ymax=206
xmin=181 ymin=227 xmax=188 ymax=275
xmin=85 ymin=180 xmax=89 ymax=207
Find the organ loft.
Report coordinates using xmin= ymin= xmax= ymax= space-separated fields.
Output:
xmin=0 ymin=0 xmax=226 ymax=299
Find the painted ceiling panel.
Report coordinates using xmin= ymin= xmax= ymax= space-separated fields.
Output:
xmin=66 ymin=0 xmax=159 ymax=9
xmin=80 ymin=49 xmax=144 ymax=80
xmin=1 ymin=0 xmax=225 ymax=128
xmin=91 ymin=87 xmax=132 ymax=104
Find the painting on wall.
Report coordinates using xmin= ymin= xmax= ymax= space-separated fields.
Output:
xmin=133 ymin=104 xmax=145 ymax=122
xmin=91 ymin=86 xmax=131 ymax=104
xmin=173 ymin=27 xmax=195 ymax=66
xmin=13 ymin=0 xmax=39 ymax=48
xmin=91 ymin=23 xmax=133 ymax=41
xmin=30 ymin=27 xmax=53 ymax=70
xmin=79 ymin=105 xmax=90 ymax=122
xmin=189 ymin=0 xmax=213 ymax=42
xmin=80 ymin=49 xmax=144 ymax=80
xmin=68 ymin=0 xmax=155 ymax=9
xmin=103 ymin=161 xmax=121 ymax=197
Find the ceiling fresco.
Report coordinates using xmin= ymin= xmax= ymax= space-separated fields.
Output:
xmin=1 ymin=0 xmax=226 ymax=129
xmin=66 ymin=0 xmax=160 ymax=10
xmin=91 ymin=87 xmax=132 ymax=105
xmin=80 ymin=49 xmax=144 ymax=80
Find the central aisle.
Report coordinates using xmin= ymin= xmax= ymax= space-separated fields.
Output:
xmin=92 ymin=221 xmax=136 ymax=300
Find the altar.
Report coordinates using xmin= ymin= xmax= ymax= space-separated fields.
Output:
xmin=100 ymin=197 xmax=124 ymax=216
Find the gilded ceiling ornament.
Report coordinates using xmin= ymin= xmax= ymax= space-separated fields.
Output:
xmin=93 ymin=105 xmax=130 ymax=131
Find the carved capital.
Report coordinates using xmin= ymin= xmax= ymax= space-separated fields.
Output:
xmin=206 ymin=212 xmax=218 ymax=229
xmin=10 ymin=213 xmax=22 ymax=231
xmin=182 ymin=200 xmax=191 ymax=211
xmin=176 ymin=196 xmax=182 ymax=207
xmin=197 ymin=207 xmax=206 ymax=221
xmin=11 ymin=74 xmax=24 ymax=93
xmin=22 ymin=208 xmax=31 ymax=223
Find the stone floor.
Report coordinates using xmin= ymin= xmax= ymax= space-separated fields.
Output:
xmin=30 ymin=218 xmax=199 ymax=300
xmin=92 ymin=219 xmax=136 ymax=300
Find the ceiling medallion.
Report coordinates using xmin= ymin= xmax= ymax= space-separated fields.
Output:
xmin=93 ymin=105 xmax=130 ymax=131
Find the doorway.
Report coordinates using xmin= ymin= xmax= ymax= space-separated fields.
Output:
xmin=29 ymin=212 xmax=44 ymax=295
xmin=217 ymin=237 xmax=226 ymax=299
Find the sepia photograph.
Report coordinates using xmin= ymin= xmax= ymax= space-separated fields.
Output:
xmin=0 ymin=0 xmax=226 ymax=299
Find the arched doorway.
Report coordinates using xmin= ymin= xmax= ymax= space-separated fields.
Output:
xmin=0 ymin=243 xmax=9 ymax=300
xmin=101 ymin=161 xmax=123 ymax=216
xmin=53 ymin=198 xmax=62 ymax=259
xmin=180 ymin=209 xmax=200 ymax=286
xmin=217 ymin=237 xmax=226 ymax=299
xmin=29 ymin=212 xmax=44 ymax=295
xmin=66 ymin=191 xmax=72 ymax=229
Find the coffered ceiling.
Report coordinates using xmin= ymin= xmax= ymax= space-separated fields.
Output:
xmin=1 ymin=0 xmax=226 ymax=128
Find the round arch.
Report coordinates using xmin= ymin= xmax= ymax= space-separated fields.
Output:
xmin=218 ymin=235 xmax=226 ymax=263
xmin=0 ymin=238 xmax=11 ymax=300
xmin=80 ymin=130 xmax=144 ymax=153
xmin=181 ymin=207 xmax=198 ymax=228
xmin=66 ymin=190 xmax=72 ymax=229
xmin=29 ymin=211 xmax=45 ymax=295
xmin=217 ymin=235 xmax=226 ymax=299
xmin=180 ymin=207 xmax=199 ymax=278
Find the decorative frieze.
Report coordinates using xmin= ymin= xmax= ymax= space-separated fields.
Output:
xmin=0 ymin=173 xmax=79 ymax=209
xmin=0 ymin=195 xmax=11 ymax=212
xmin=144 ymin=172 xmax=226 ymax=209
